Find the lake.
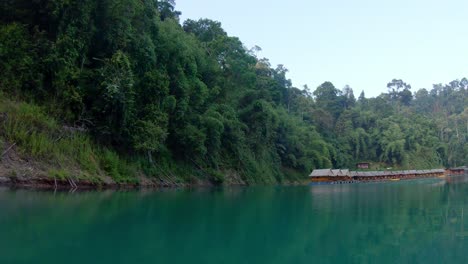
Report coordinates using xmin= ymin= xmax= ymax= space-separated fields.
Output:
xmin=1 ymin=176 xmax=467 ymax=264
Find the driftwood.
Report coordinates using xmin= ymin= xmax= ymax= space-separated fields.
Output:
xmin=52 ymin=125 xmax=88 ymax=143
xmin=62 ymin=125 xmax=88 ymax=133
xmin=1 ymin=143 xmax=16 ymax=158
xmin=71 ymin=178 xmax=77 ymax=188
xmin=1 ymin=129 xmax=32 ymax=158
xmin=67 ymin=177 xmax=78 ymax=189
xmin=190 ymin=158 xmax=210 ymax=179
xmin=152 ymin=162 xmax=180 ymax=187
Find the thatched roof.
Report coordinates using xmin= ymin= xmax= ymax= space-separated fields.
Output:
xmin=309 ymin=169 xmax=333 ymax=177
xmin=448 ymin=167 xmax=466 ymax=172
xmin=310 ymin=169 xmax=351 ymax=177
xmin=331 ymin=169 xmax=341 ymax=176
xmin=351 ymin=169 xmax=446 ymax=177
xmin=340 ymin=169 xmax=351 ymax=176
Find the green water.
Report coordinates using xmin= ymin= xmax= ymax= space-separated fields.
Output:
xmin=1 ymin=177 xmax=468 ymax=264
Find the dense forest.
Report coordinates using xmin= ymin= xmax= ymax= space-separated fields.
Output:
xmin=0 ymin=0 xmax=466 ymax=185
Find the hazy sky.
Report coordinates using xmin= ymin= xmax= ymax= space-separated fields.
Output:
xmin=177 ymin=0 xmax=468 ymax=98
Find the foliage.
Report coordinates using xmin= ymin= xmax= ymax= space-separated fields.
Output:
xmin=0 ymin=1 xmax=466 ymax=187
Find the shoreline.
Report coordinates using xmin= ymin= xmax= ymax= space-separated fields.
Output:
xmin=1 ymin=174 xmax=466 ymax=191
xmin=0 ymin=175 xmax=307 ymax=191
xmin=0 ymin=175 xmax=210 ymax=191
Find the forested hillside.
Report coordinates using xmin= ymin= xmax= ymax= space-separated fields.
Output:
xmin=0 ymin=1 xmax=466 ymax=186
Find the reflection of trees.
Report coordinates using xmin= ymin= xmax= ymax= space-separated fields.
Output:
xmin=308 ymin=179 xmax=468 ymax=263
xmin=0 ymin=181 xmax=468 ymax=263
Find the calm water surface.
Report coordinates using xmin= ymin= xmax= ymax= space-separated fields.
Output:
xmin=1 ymin=176 xmax=468 ymax=264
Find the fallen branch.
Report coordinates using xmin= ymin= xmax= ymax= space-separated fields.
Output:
xmin=67 ymin=178 xmax=77 ymax=189
xmin=190 ymin=158 xmax=209 ymax=179
xmin=1 ymin=143 xmax=16 ymax=157
xmin=70 ymin=178 xmax=77 ymax=189
xmin=152 ymin=162 xmax=180 ymax=187
xmin=53 ymin=134 xmax=65 ymax=143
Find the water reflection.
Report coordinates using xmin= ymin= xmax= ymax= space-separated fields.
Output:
xmin=0 ymin=176 xmax=467 ymax=264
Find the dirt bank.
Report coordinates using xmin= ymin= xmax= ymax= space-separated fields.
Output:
xmin=0 ymin=141 xmax=251 ymax=190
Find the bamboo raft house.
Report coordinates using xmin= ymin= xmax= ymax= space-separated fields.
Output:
xmin=447 ymin=167 xmax=467 ymax=175
xmin=309 ymin=169 xmax=354 ymax=183
xmin=309 ymin=169 xmax=446 ymax=184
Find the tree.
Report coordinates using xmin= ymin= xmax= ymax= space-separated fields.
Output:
xmin=399 ymin=88 xmax=413 ymax=106
xmin=90 ymin=51 xmax=136 ymax=145
xmin=313 ymin=82 xmax=343 ymax=119
xmin=157 ymin=0 xmax=181 ymax=21
xmin=386 ymin=79 xmax=412 ymax=111
xmin=183 ymin=19 xmax=226 ymax=42
xmin=387 ymin=79 xmax=411 ymax=99
xmin=342 ymin=85 xmax=356 ymax=109
xmin=0 ymin=23 xmax=38 ymax=94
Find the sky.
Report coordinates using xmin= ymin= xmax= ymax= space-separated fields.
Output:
xmin=176 ymin=0 xmax=468 ymax=98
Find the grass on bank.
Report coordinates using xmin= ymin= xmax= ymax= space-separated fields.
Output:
xmin=0 ymin=97 xmax=138 ymax=184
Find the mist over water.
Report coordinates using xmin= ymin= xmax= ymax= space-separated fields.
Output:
xmin=1 ymin=176 xmax=468 ymax=264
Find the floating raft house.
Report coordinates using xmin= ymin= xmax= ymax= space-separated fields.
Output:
xmin=310 ymin=169 xmax=446 ymax=183
xmin=447 ymin=167 xmax=467 ymax=175
xmin=309 ymin=169 xmax=352 ymax=183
